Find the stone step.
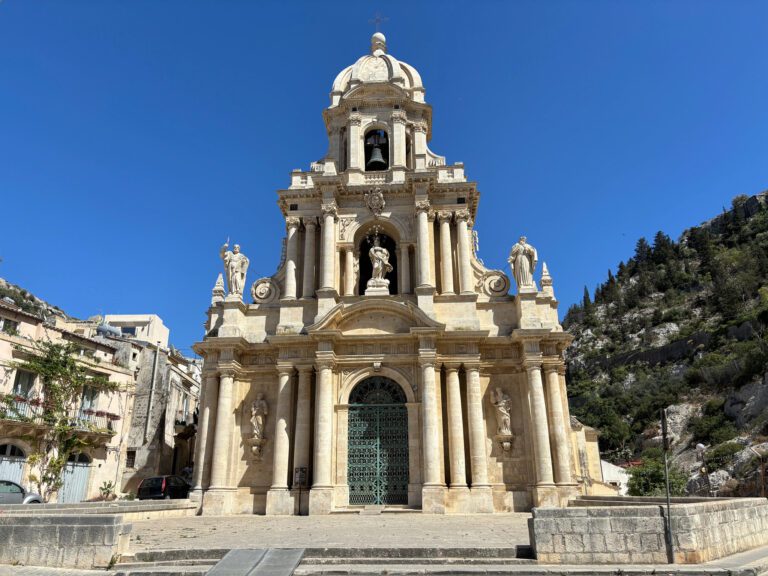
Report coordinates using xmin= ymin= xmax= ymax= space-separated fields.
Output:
xmin=208 ymin=548 xmax=268 ymax=575
xmin=301 ymin=557 xmax=536 ymax=565
xmin=111 ymin=565 xmax=216 ymax=576
xmin=117 ymin=559 xmax=222 ymax=568
xmin=127 ymin=549 xmax=230 ymax=563
xmin=302 ymin=547 xmax=532 ymax=559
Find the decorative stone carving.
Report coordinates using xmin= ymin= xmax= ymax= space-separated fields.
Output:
xmin=436 ymin=210 xmax=453 ymax=223
xmin=361 ymin=57 xmax=388 ymax=81
xmin=415 ymin=199 xmax=431 ymax=213
xmin=285 ymin=216 xmax=301 ymax=231
xmin=251 ymin=277 xmax=281 ymax=304
xmin=321 ymin=202 xmax=338 ymax=219
xmin=245 ymin=393 xmax=269 ymax=460
xmin=338 ymin=217 xmax=353 ymax=240
xmin=508 ymin=236 xmax=538 ymax=291
xmin=220 ymin=242 xmax=249 ymax=297
xmin=212 ymin=273 xmax=225 ymax=302
xmin=391 ymin=110 xmax=408 ymax=124
xmin=454 ymin=209 xmax=471 ymax=223
xmin=476 ymin=270 xmax=511 ymax=297
xmin=365 ymin=236 xmax=392 ymax=295
xmin=364 ymin=188 xmax=386 ymax=218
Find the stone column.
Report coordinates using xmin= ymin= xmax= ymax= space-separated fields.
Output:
xmin=455 ymin=210 xmax=474 ymax=295
xmin=392 ymin=110 xmax=407 ymax=167
xmin=348 ymin=114 xmax=362 ymax=170
xmin=191 ymin=372 xmax=218 ymax=493
xmin=284 ymin=217 xmax=300 ymax=300
xmin=344 ymin=247 xmax=355 ymax=296
xmin=437 ymin=211 xmax=455 ymax=295
xmin=292 ymin=366 xmax=313 ymax=515
xmin=416 ymin=201 xmax=432 ymax=288
xmin=444 ymin=364 xmax=467 ymax=487
xmin=399 ymin=244 xmax=411 ymax=294
xmin=527 ymin=362 xmax=555 ymax=485
xmin=310 ymin=360 xmax=334 ymax=514
xmin=420 ymin=360 xmax=441 ymax=486
xmin=266 ymin=367 xmax=295 ymax=515
xmin=208 ymin=370 xmax=234 ymax=490
xmin=545 ymin=365 xmax=573 ymax=485
xmin=464 ymin=364 xmax=490 ymax=488
xmin=319 ymin=203 xmax=337 ymax=291
xmin=301 ymin=219 xmax=317 ymax=298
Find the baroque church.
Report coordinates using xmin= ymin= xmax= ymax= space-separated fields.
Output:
xmin=193 ymin=33 xmax=611 ymax=516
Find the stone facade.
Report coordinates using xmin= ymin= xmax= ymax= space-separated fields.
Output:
xmin=530 ymin=497 xmax=768 ymax=564
xmin=193 ymin=33 xmax=610 ymax=516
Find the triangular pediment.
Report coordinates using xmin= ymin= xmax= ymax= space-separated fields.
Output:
xmin=307 ymin=299 xmax=444 ymax=336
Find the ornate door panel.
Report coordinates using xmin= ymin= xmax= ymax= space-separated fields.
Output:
xmin=347 ymin=377 xmax=409 ymax=505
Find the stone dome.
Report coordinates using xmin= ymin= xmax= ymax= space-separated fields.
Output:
xmin=330 ymin=33 xmax=425 ymax=107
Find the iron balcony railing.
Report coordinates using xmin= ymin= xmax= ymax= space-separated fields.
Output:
xmin=0 ymin=399 xmax=116 ymax=433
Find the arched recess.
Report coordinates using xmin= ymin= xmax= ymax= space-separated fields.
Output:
xmin=0 ymin=442 xmax=28 ymax=484
xmin=353 ymin=219 xmax=402 ymax=296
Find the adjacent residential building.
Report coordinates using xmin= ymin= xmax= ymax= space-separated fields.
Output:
xmin=0 ymin=299 xmax=134 ymax=503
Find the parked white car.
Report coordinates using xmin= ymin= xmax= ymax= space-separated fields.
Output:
xmin=0 ymin=480 xmax=43 ymax=504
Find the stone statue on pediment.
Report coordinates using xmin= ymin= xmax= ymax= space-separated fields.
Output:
xmin=508 ymin=236 xmax=537 ymax=291
xmin=220 ymin=242 xmax=249 ymax=297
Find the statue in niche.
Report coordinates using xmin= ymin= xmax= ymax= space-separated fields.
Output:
xmin=491 ymin=387 xmax=512 ymax=436
xmin=250 ymin=393 xmax=268 ymax=441
xmin=220 ymin=241 xmax=250 ymax=297
xmin=508 ymin=236 xmax=537 ymax=290
xmin=367 ymin=236 xmax=392 ymax=288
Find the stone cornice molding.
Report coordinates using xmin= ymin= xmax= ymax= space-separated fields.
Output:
xmin=276 ymin=363 xmax=296 ymax=376
xmin=296 ymin=364 xmax=315 ymax=374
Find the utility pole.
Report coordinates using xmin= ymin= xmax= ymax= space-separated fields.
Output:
xmin=661 ymin=407 xmax=675 ymax=564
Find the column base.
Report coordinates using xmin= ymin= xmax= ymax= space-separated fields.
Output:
xmin=189 ymin=487 xmax=204 ymax=505
xmin=201 ymin=488 xmax=236 ymax=516
xmin=470 ymin=485 xmax=495 ymax=513
xmin=308 ymin=487 xmax=334 ymax=515
xmin=266 ymin=488 xmax=296 ymax=515
xmin=445 ymin=486 xmax=470 ymax=513
xmin=555 ymin=483 xmax=581 ymax=506
xmin=421 ymin=485 xmax=447 ymax=514
xmin=529 ymin=484 xmax=560 ymax=508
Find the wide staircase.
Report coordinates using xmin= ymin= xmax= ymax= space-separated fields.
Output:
xmin=113 ymin=545 xmax=535 ymax=575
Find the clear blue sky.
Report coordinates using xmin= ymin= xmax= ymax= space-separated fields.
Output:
xmin=1 ymin=1 xmax=766 ymax=354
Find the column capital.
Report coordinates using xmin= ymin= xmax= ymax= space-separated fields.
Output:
xmin=436 ymin=210 xmax=453 ymax=223
xmin=321 ymin=202 xmax=338 ymax=220
xmin=391 ymin=110 xmax=408 ymax=124
xmin=276 ymin=363 xmax=295 ymax=376
xmin=285 ymin=216 xmax=301 ymax=230
xmin=348 ymin=113 xmax=362 ymax=126
xmin=415 ymin=199 xmax=431 ymax=214
xmin=454 ymin=209 xmax=471 ymax=223
xmin=463 ymin=362 xmax=481 ymax=373
xmin=303 ymin=217 xmax=317 ymax=230
xmin=296 ymin=364 xmax=314 ymax=375
xmin=443 ymin=362 xmax=460 ymax=373
xmin=315 ymin=359 xmax=335 ymax=371
xmin=218 ymin=367 xmax=237 ymax=379
xmin=524 ymin=360 xmax=543 ymax=373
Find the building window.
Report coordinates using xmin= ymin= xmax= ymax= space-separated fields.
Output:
xmin=126 ymin=450 xmax=136 ymax=469
xmin=0 ymin=318 xmax=19 ymax=335
xmin=121 ymin=326 xmax=136 ymax=336
xmin=12 ymin=370 xmax=35 ymax=398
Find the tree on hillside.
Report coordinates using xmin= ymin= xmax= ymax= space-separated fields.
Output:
xmin=652 ymin=231 xmax=675 ymax=265
xmin=9 ymin=341 xmax=118 ymax=502
xmin=634 ymin=237 xmax=652 ymax=266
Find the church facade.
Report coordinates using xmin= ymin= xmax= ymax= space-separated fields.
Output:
xmin=192 ymin=34 xmax=610 ymax=516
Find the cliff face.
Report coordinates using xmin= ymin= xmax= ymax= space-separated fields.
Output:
xmin=565 ymin=191 xmax=768 ymax=494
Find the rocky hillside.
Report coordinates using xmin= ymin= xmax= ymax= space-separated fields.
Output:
xmin=564 ymin=191 xmax=768 ymax=495
xmin=0 ymin=277 xmax=73 ymax=322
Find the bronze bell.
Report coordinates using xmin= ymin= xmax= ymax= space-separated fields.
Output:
xmin=366 ymin=146 xmax=387 ymax=171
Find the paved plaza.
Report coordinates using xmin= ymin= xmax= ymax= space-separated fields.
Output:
xmin=128 ymin=512 xmax=533 ymax=551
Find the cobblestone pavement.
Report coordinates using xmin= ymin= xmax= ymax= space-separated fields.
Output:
xmin=128 ymin=513 xmax=533 ymax=550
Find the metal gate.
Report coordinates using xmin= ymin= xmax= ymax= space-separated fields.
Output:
xmin=0 ymin=444 xmax=26 ymax=484
xmin=348 ymin=377 xmax=409 ymax=505
xmin=59 ymin=454 xmax=91 ymax=503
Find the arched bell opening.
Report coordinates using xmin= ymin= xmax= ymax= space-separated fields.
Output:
xmin=364 ymin=129 xmax=389 ymax=172
xmin=358 ymin=232 xmax=398 ymax=295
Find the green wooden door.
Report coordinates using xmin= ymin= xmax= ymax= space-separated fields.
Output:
xmin=348 ymin=377 xmax=409 ymax=505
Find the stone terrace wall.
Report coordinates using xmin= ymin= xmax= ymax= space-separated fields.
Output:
xmin=530 ymin=497 xmax=768 ymax=564
xmin=0 ymin=514 xmax=131 ymax=568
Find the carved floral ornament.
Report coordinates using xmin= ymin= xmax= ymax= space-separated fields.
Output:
xmin=415 ymin=199 xmax=431 ymax=214
xmin=455 ymin=209 xmax=471 ymax=222
xmin=321 ymin=202 xmax=339 ymax=219
xmin=285 ymin=216 xmax=301 ymax=230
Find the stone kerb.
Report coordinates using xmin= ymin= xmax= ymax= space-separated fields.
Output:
xmin=529 ymin=497 xmax=768 ymax=565
xmin=0 ymin=513 xmax=131 ymax=569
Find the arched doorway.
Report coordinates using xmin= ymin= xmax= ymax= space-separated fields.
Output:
xmin=347 ymin=376 xmax=409 ymax=505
